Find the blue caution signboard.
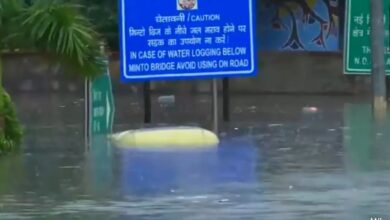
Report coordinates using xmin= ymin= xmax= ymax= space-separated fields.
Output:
xmin=119 ymin=0 xmax=257 ymax=81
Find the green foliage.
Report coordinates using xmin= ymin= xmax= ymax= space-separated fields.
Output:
xmin=0 ymin=90 xmax=23 ymax=155
xmin=1 ymin=0 xmax=106 ymax=79
xmin=0 ymin=1 xmax=27 ymax=50
xmin=76 ymin=0 xmax=119 ymax=51
xmin=0 ymin=0 xmax=107 ymax=155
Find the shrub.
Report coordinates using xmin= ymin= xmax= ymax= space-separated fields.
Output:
xmin=0 ymin=90 xmax=23 ymax=155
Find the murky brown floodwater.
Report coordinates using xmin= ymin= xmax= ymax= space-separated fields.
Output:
xmin=1 ymin=93 xmax=389 ymax=219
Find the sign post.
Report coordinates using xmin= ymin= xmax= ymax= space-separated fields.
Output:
xmin=84 ymin=55 xmax=115 ymax=190
xmin=370 ymin=0 xmax=387 ymax=120
xmin=212 ymin=79 xmax=218 ymax=133
xmin=222 ymin=78 xmax=230 ymax=122
xmin=119 ymin=0 xmax=257 ymax=129
xmin=344 ymin=0 xmax=388 ymax=120
xmin=143 ymin=81 xmax=151 ymax=123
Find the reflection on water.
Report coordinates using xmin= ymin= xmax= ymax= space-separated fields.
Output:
xmin=120 ymin=138 xmax=258 ymax=196
xmin=343 ymin=103 xmax=390 ymax=172
xmin=1 ymin=95 xmax=390 ymax=219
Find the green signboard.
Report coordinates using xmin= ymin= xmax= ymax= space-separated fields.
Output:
xmin=86 ymin=61 xmax=115 ymax=187
xmin=89 ymin=60 xmax=115 ymax=136
xmin=344 ymin=0 xmax=390 ymax=74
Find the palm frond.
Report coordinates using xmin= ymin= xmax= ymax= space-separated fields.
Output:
xmin=1 ymin=0 xmax=105 ymax=79
xmin=0 ymin=0 xmax=24 ymax=16
xmin=0 ymin=0 xmax=26 ymax=50
xmin=21 ymin=0 xmax=105 ymax=78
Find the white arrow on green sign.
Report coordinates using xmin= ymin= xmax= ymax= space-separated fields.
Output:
xmin=89 ymin=60 xmax=115 ymax=135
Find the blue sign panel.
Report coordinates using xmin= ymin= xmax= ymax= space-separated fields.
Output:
xmin=119 ymin=0 xmax=257 ymax=81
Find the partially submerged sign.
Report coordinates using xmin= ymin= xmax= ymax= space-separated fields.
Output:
xmin=119 ymin=0 xmax=257 ymax=81
xmin=89 ymin=59 xmax=115 ymax=136
xmin=344 ymin=0 xmax=390 ymax=74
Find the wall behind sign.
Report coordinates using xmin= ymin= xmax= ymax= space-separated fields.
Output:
xmin=258 ymin=0 xmax=341 ymax=52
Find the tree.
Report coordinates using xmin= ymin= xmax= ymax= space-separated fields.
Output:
xmin=0 ymin=0 xmax=105 ymax=154
xmin=77 ymin=0 xmax=119 ymax=51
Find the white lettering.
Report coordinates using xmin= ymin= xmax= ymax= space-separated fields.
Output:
xmin=362 ymin=57 xmax=368 ymax=65
xmin=177 ymin=61 xmax=196 ymax=70
xmin=148 ymin=39 xmax=164 ymax=47
xmin=129 ymin=27 xmax=146 ymax=37
xmin=205 ymin=26 xmax=220 ymax=34
xmin=168 ymin=39 xmax=177 ymax=46
xmin=93 ymin=106 xmax=105 ymax=117
xmin=204 ymin=37 xmax=213 ymax=44
xmin=191 ymin=48 xmax=221 ymax=57
xmin=130 ymin=51 xmax=137 ymax=59
xmin=157 ymin=50 xmax=166 ymax=59
xmin=354 ymin=57 xmax=360 ymax=65
xmin=215 ymin=34 xmax=226 ymax=44
xmin=129 ymin=63 xmax=149 ymax=72
xmin=238 ymin=25 xmax=247 ymax=32
xmin=175 ymin=25 xmax=187 ymax=35
xmin=362 ymin=46 xmax=371 ymax=54
xmin=353 ymin=14 xmax=364 ymax=25
xmin=366 ymin=14 xmax=370 ymax=24
xmin=138 ymin=51 xmax=156 ymax=59
xmin=151 ymin=62 xmax=175 ymax=71
xmin=93 ymin=91 xmax=102 ymax=101
xmin=198 ymin=60 xmax=218 ymax=69
xmin=155 ymin=13 xmax=185 ymax=23
xmin=164 ymin=26 xmax=172 ymax=35
xmin=223 ymin=23 xmax=235 ymax=33
xmin=180 ymin=37 xmax=202 ymax=45
xmin=190 ymin=27 xmax=202 ymax=34
xmin=352 ymin=28 xmax=364 ymax=38
xmin=219 ymin=60 xmax=229 ymax=68
xmin=386 ymin=47 xmax=390 ymax=54
xmin=230 ymin=59 xmax=249 ymax=67
xmin=223 ymin=47 xmax=247 ymax=56
xmin=190 ymin=14 xmax=221 ymax=22
xmin=167 ymin=49 xmax=191 ymax=58
xmin=148 ymin=26 xmax=161 ymax=36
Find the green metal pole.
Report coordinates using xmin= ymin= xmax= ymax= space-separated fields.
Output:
xmin=370 ymin=0 xmax=387 ymax=121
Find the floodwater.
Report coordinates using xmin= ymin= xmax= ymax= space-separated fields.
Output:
xmin=1 ymin=93 xmax=390 ymax=219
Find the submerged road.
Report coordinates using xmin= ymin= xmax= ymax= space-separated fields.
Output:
xmin=1 ymin=93 xmax=389 ymax=219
